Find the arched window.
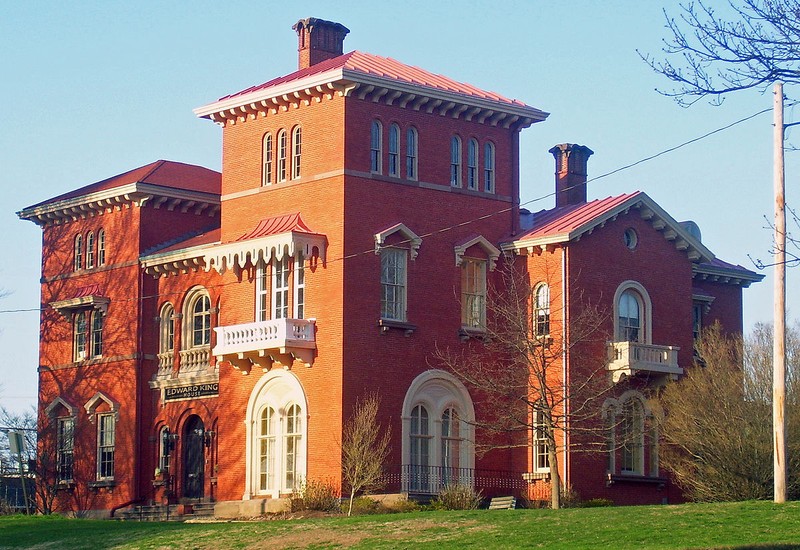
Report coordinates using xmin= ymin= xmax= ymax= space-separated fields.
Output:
xmin=291 ymin=126 xmax=302 ymax=179
xmin=388 ymin=123 xmax=400 ymax=177
xmin=406 ymin=127 xmax=418 ymax=180
xmin=533 ymin=283 xmax=550 ymax=337
xmin=86 ymin=232 xmax=95 ymax=269
xmin=450 ymin=136 xmax=462 ymax=187
xmin=618 ymin=290 xmax=641 ymax=342
xmin=467 ymin=138 xmax=478 ymax=189
xmin=183 ymin=288 xmax=212 ymax=351
xmin=73 ymin=311 xmax=87 ymax=361
xmin=74 ymin=234 xmax=83 ymax=271
xmin=484 ymin=142 xmax=495 ymax=193
xmin=97 ymin=229 xmax=106 ymax=266
xmin=402 ymin=370 xmax=475 ymax=494
xmin=159 ymin=303 xmax=175 ymax=354
xmin=192 ymin=295 xmax=211 ymax=347
xmin=258 ymin=407 xmax=276 ymax=492
xmin=604 ymin=391 xmax=658 ymax=478
xmin=262 ymin=133 xmax=273 ymax=186
xmin=370 ymin=120 xmax=382 ymax=173
xmin=244 ymin=370 xmax=308 ymax=498
xmin=277 ymin=129 xmax=287 ymax=182
xmin=158 ymin=426 xmax=172 ymax=473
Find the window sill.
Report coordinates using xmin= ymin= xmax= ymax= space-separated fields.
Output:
xmin=522 ymin=471 xmax=550 ymax=481
xmin=459 ymin=327 xmax=487 ymax=342
xmin=606 ymin=473 xmax=666 ymax=489
xmin=57 ymin=480 xmax=75 ymax=491
xmin=378 ymin=319 xmax=416 ymax=336
xmin=88 ymin=480 xmax=116 ymax=490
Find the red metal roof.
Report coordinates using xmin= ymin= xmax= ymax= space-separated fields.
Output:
xmin=236 ymin=213 xmax=315 ymax=242
xmin=516 ymin=192 xmax=642 ymax=241
xmin=27 ymin=160 xmax=221 ymax=209
xmin=219 ymin=51 xmax=528 ymax=107
xmin=152 ymin=227 xmax=221 ymax=256
xmin=71 ymin=284 xmax=104 ymax=299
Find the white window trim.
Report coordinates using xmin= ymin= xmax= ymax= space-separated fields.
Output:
xmin=602 ymin=390 xmax=658 ymax=477
xmin=406 ymin=127 xmax=418 ymax=181
xmin=453 ymin=235 xmax=500 ymax=271
xmin=450 ymin=136 xmax=462 ymax=187
xmin=255 ymin=262 xmax=269 ymax=322
xmin=294 ymin=253 xmax=305 ymax=319
xmin=461 ymin=258 xmax=487 ymax=330
xmin=243 ymin=370 xmax=308 ymax=500
xmin=291 ymin=126 xmax=302 ymax=180
xmin=182 ymin=286 xmax=211 ymax=349
xmin=484 ymin=142 xmax=495 ymax=193
xmin=262 ymin=133 xmax=273 ymax=186
xmin=612 ymin=281 xmax=652 ymax=344
xmin=532 ymin=408 xmax=550 ymax=474
xmin=272 ymin=255 xmax=290 ymax=320
xmin=374 ymin=223 xmax=422 ymax=260
xmin=371 ymin=120 xmax=383 ymax=174
xmin=380 ymin=247 xmax=408 ymax=322
xmin=467 ymin=138 xmax=478 ymax=190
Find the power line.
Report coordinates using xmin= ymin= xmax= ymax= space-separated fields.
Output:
xmin=0 ymin=106 xmax=775 ymax=315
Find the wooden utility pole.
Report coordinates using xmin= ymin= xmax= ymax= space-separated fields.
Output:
xmin=774 ymin=81 xmax=787 ymax=503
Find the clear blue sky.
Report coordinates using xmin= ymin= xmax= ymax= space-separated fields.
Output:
xmin=1 ymin=1 xmax=796 ymax=415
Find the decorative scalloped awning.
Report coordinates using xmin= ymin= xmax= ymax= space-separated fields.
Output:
xmin=203 ymin=213 xmax=326 ymax=275
xmin=50 ymin=284 xmax=110 ymax=317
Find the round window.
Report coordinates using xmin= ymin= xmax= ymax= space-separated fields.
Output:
xmin=623 ymin=228 xmax=638 ymax=250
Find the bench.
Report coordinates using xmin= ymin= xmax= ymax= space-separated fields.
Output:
xmin=488 ymin=496 xmax=516 ymax=510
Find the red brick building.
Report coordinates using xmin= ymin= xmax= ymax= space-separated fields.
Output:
xmin=18 ymin=18 xmax=761 ymax=516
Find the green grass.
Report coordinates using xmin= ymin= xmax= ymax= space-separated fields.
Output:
xmin=2 ymin=501 xmax=800 ymax=549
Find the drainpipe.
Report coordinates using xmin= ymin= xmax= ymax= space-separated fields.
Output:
xmin=561 ymin=245 xmax=569 ymax=490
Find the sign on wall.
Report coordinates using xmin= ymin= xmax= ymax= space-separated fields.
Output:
xmin=164 ymin=383 xmax=219 ymax=402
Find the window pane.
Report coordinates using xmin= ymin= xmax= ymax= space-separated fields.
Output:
xmin=380 ymin=249 xmax=406 ymax=321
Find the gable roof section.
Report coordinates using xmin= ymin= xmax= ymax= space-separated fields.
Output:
xmin=194 ymin=51 xmax=548 ymax=129
xmin=18 ymin=160 xmax=221 ymax=226
xmin=504 ymin=192 xmax=715 ymax=263
xmin=236 ymin=212 xmax=314 ymax=241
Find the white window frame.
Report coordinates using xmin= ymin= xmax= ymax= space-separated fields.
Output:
xmin=406 ymin=127 xmax=418 ymax=180
xmin=183 ymin=287 xmax=211 ymax=349
xmin=467 ymin=138 xmax=478 ymax=190
xmin=291 ymin=126 xmax=302 ymax=180
xmin=74 ymin=234 xmax=83 ymax=271
xmin=262 ymin=133 xmax=273 ymax=186
xmin=97 ymin=412 xmax=115 ymax=481
xmin=380 ymin=248 xmax=407 ymax=321
xmin=533 ymin=283 xmax=550 ymax=338
xmin=461 ymin=258 xmax=486 ymax=330
xmin=277 ymin=129 xmax=287 ymax=182
xmin=272 ymin=256 xmax=290 ymax=320
xmin=450 ymin=136 xmax=462 ymax=187
xmin=86 ymin=231 xmax=95 ymax=269
xmin=370 ymin=120 xmax=382 ymax=174
xmin=257 ymin=406 xmax=276 ymax=492
xmin=57 ymin=416 xmax=75 ymax=483
xmin=159 ymin=303 xmax=175 ymax=353
xmin=483 ymin=142 xmax=495 ymax=193
xmin=388 ymin=123 xmax=400 ymax=177
xmin=613 ymin=281 xmax=652 ymax=344
xmin=91 ymin=310 xmax=104 ymax=358
xmin=97 ymin=229 xmax=106 ymax=266
xmin=255 ymin=262 xmax=269 ymax=322
xmin=532 ymin=408 xmax=550 ymax=473
xmin=294 ymin=253 xmax=305 ymax=319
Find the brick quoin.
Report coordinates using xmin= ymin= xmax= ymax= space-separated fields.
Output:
xmin=18 ymin=18 xmax=762 ymax=516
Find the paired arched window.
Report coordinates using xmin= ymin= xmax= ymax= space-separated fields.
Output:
xmin=533 ymin=283 xmax=550 ymax=337
xmin=467 ymin=138 xmax=478 ymax=190
xmin=484 ymin=142 xmax=495 ymax=193
xmin=74 ymin=229 xmax=106 ymax=270
xmin=262 ymin=133 xmax=273 ymax=186
xmin=97 ymin=229 xmax=106 ymax=266
xmin=450 ymin=136 xmax=462 ymax=187
xmin=406 ymin=128 xmax=418 ymax=180
xmin=291 ymin=126 xmax=302 ymax=179
xmin=604 ymin=391 xmax=658 ymax=477
xmin=74 ymin=234 xmax=83 ymax=271
xmin=86 ymin=232 xmax=95 ymax=269
xmin=183 ymin=288 xmax=211 ymax=349
xmin=73 ymin=309 xmax=103 ymax=361
xmin=277 ymin=130 xmax=288 ymax=182
xmin=388 ymin=123 xmax=400 ymax=177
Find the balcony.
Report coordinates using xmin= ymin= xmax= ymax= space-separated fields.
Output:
xmin=607 ymin=341 xmax=682 ymax=383
xmin=213 ymin=318 xmax=316 ymax=372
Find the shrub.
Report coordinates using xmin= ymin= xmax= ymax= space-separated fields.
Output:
xmin=295 ymin=478 xmax=340 ymax=512
xmin=580 ymin=498 xmax=613 ymax=508
xmin=347 ymin=496 xmax=382 ymax=515
xmin=433 ymin=484 xmax=483 ymax=511
xmin=384 ymin=498 xmax=422 ymax=513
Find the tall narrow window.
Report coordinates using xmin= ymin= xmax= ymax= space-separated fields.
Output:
xmin=621 ymin=399 xmax=644 ymax=475
xmin=467 ymin=139 xmax=478 ymax=190
xmin=370 ymin=120 xmax=382 ymax=173
xmin=86 ymin=232 xmax=95 ymax=269
xmin=97 ymin=229 xmax=106 ymax=266
xmin=74 ymin=234 xmax=83 ymax=271
xmin=158 ymin=426 xmax=171 ymax=473
xmin=291 ymin=126 xmax=302 ymax=179
xmin=461 ymin=259 xmax=486 ymax=329
xmin=410 ymin=404 xmax=430 ymax=491
xmin=277 ymin=130 xmax=287 ymax=182
xmin=192 ymin=295 xmax=211 ymax=347
xmin=406 ymin=127 xmax=418 ymax=180
xmin=97 ymin=413 xmax=115 ymax=480
xmin=692 ymin=303 xmax=703 ymax=341
xmin=450 ymin=136 xmax=462 ymax=187
xmin=160 ymin=304 xmax=175 ymax=353
xmin=380 ymin=248 xmax=407 ymax=321
xmin=272 ymin=256 xmax=290 ymax=319
xmin=533 ymin=284 xmax=550 ymax=337
xmin=74 ymin=311 xmax=87 ymax=361
xmin=484 ymin=142 xmax=495 ymax=193
xmin=258 ymin=407 xmax=276 ymax=491
xmin=618 ymin=290 xmax=641 ymax=342
xmin=294 ymin=253 xmax=305 ymax=319
xmin=262 ymin=133 xmax=273 ymax=186
xmin=57 ymin=417 xmax=74 ymax=483
xmin=284 ymin=404 xmax=302 ymax=490
xmin=533 ymin=408 xmax=550 ymax=472
xmin=255 ymin=262 xmax=268 ymax=322
xmin=91 ymin=311 xmax=104 ymax=358
xmin=388 ymin=123 xmax=400 ymax=177
xmin=441 ymin=407 xmax=461 ymax=485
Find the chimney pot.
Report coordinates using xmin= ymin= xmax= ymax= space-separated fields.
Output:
xmin=549 ymin=143 xmax=593 ymax=208
xmin=292 ymin=18 xmax=350 ymax=70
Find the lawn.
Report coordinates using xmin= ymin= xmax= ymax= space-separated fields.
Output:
xmin=2 ymin=501 xmax=800 ymax=549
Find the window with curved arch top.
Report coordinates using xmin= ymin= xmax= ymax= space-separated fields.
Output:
xmin=258 ymin=406 xmax=276 ymax=492
xmin=467 ymin=139 xmax=478 ymax=190
xmin=183 ymin=290 xmax=211 ymax=349
xmin=484 ymin=142 xmax=495 ymax=193
xmin=618 ymin=290 xmax=641 ymax=342
xmin=409 ymin=404 xmax=430 ymax=491
xmin=74 ymin=234 xmax=83 ymax=271
xmin=284 ymin=403 xmax=302 ymax=490
xmin=533 ymin=283 xmax=550 ymax=338
xmin=159 ymin=303 xmax=175 ymax=353
xmin=441 ymin=407 xmax=462 ymax=482
xmin=262 ymin=133 xmax=273 ymax=186
xmin=86 ymin=231 xmax=95 ymax=269
xmin=277 ymin=130 xmax=287 ymax=182
xmin=450 ymin=136 xmax=462 ymax=187
xmin=370 ymin=120 xmax=382 ymax=173
xmin=291 ymin=126 xmax=302 ymax=179
xmin=406 ymin=127 xmax=418 ymax=180
xmin=97 ymin=229 xmax=106 ymax=266
xmin=388 ymin=123 xmax=400 ymax=177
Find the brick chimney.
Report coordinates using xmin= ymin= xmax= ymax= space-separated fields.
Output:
xmin=292 ymin=18 xmax=350 ymax=70
xmin=549 ymin=143 xmax=594 ymax=208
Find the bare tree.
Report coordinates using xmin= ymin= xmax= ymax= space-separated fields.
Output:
xmin=340 ymin=394 xmax=391 ymax=516
xmin=436 ymin=262 xmax=611 ymax=509
xmin=640 ymin=0 xmax=800 ymax=105
xmin=656 ymin=322 xmax=800 ymax=501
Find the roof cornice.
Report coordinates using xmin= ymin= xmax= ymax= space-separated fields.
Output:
xmin=18 ymin=182 xmax=220 ymax=227
xmin=693 ymin=262 xmax=764 ymax=287
xmin=194 ymin=68 xmax=548 ymax=129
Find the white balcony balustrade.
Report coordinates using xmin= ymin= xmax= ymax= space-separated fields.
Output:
xmin=607 ymin=341 xmax=682 ymax=383
xmin=213 ymin=318 xmax=316 ymax=371
xmin=179 ymin=347 xmax=210 ymax=373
